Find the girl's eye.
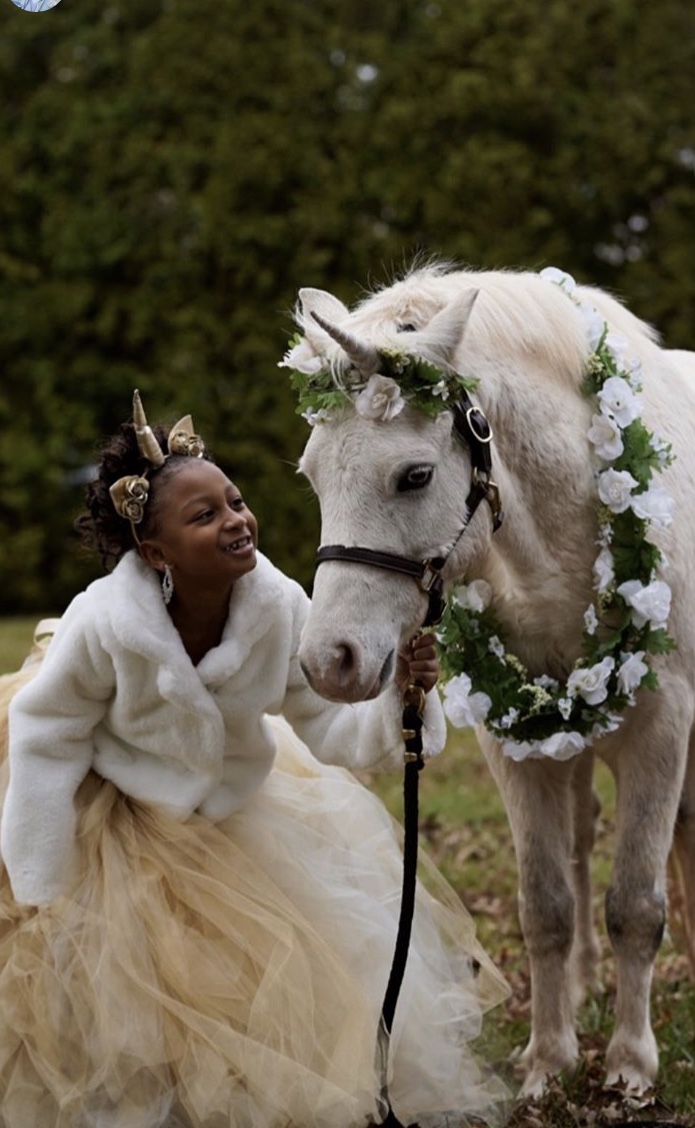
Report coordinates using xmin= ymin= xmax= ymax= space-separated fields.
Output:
xmin=195 ymin=509 xmax=214 ymax=522
xmin=396 ymin=464 xmax=434 ymax=492
xmin=232 ymin=496 xmax=245 ymax=510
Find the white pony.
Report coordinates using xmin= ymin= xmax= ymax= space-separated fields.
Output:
xmin=288 ymin=264 xmax=695 ymax=1098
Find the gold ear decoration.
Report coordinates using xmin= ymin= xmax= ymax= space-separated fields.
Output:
xmin=109 ymin=393 xmax=205 ymax=533
xmin=167 ymin=415 xmax=206 ymax=458
xmin=133 ymin=389 xmax=166 ymax=468
xmin=109 ymin=475 xmax=150 ymax=524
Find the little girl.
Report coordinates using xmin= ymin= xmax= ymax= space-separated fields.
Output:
xmin=0 ymin=393 xmax=507 ymax=1128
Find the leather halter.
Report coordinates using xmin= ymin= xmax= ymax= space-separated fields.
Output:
xmin=315 ymin=390 xmax=503 ymax=628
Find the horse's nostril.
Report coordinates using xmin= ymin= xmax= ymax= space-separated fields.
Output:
xmin=334 ymin=642 xmax=356 ymax=675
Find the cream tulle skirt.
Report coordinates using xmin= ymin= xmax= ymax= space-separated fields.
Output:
xmin=0 ymin=656 xmax=508 ymax=1128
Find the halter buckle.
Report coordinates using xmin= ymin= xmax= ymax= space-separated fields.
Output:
xmin=419 ymin=559 xmax=443 ymax=593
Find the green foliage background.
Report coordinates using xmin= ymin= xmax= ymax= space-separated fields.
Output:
xmin=0 ymin=0 xmax=694 ymax=611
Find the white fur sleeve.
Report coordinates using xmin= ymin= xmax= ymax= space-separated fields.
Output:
xmin=0 ymin=603 xmax=114 ymax=906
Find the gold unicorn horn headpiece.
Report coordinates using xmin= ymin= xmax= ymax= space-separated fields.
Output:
xmin=133 ymin=388 xmax=166 ymax=467
xmin=109 ymin=390 xmax=206 ymax=530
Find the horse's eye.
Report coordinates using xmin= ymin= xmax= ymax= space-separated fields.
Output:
xmin=397 ymin=464 xmax=434 ymax=492
xmin=396 ymin=322 xmax=417 ymax=333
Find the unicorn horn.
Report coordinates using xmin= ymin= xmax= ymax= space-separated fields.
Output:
xmin=310 ymin=311 xmax=380 ymax=374
xmin=133 ymin=390 xmax=166 ymax=467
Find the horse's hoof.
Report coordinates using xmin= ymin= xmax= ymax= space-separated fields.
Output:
xmin=519 ymin=1070 xmax=553 ymax=1099
xmin=604 ymin=1066 xmax=656 ymax=1096
xmin=605 ymin=1029 xmax=658 ymax=1095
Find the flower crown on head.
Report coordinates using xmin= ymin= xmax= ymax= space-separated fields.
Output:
xmin=109 ymin=390 xmax=205 ymax=529
xmin=279 ymin=310 xmax=478 ymax=425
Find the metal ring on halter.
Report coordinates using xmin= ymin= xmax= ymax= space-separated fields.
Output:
xmin=401 ymin=682 xmax=427 ymax=716
xmin=465 ymin=406 xmax=493 ymax=444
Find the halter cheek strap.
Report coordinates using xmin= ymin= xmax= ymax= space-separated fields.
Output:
xmin=315 ymin=391 xmax=503 ymax=629
xmin=451 ymin=388 xmax=504 ymax=534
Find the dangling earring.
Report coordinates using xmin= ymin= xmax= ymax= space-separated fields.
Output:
xmin=161 ymin=564 xmax=174 ymax=606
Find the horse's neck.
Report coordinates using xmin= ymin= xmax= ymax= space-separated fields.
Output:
xmin=462 ymin=375 xmax=599 ymax=673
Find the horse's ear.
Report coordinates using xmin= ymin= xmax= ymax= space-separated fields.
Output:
xmin=298 ymin=289 xmax=350 ymax=346
xmin=411 ymin=289 xmax=479 ymax=367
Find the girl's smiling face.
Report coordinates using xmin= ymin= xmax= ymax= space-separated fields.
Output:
xmin=140 ymin=460 xmax=258 ymax=592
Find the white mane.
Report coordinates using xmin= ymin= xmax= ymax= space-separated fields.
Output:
xmin=346 ymin=264 xmax=661 ymax=390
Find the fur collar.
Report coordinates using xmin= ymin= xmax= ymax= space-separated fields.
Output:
xmin=94 ymin=550 xmax=286 ymax=711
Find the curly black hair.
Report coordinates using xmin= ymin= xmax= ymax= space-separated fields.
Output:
xmin=74 ymin=421 xmax=213 ymax=571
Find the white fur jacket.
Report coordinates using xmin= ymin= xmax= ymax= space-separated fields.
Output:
xmin=1 ymin=550 xmax=446 ymax=906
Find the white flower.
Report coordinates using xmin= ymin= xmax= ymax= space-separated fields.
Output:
xmin=590 ymin=714 xmax=621 ymax=741
xmin=593 ymin=546 xmax=615 ymax=593
xmin=488 ymin=635 xmax=505 ymax=660
xmin=604 ymin=331 xmax=630 ymax=361
xmin=597 ymin=375 xmax=642 ymax=429
xmin=540 ymin=267 xmax=576 ymax=295
xmin=587 ymin=412 xmax=624 ymax=461
xmin=453 ymin=579 xmax=493 ymax=613
xmin=623 ymin=356 xmax=644 ymax=392
xmin=630 ymin=485 xmax=675 ymax=529
xmin=502 ymin=739 xmax=539 ymax=762
xmin=534 ymin=674 xmax=559 ymax=690
xmin=278 ymin=340 xmax=324 ymax=375
xmin=584 ymin=605 xmax=599 ymax=635
xmin=500 ymin=708 xmax=519 ymax=729
xmin=539 ymin=731 xmax=586 ymax=761
xmin=577 ymin=302 xmax=607 ymax=350
xmin=442 ymin=674 xmax=491 ymax=729
xmin=301 ymin=407 xmax=333 ymax=426
xmin=651 ymin=435 xmax=672 ymax=468
xmin=617 ymin=578 xmax=672 ymax=630
xmin=617 ymin=650 xmax=649 ymax=699
xmin=558 ymin=697 xmax=573 ymax=720
xmin=354 ymin=374 xmax=405 ymax=422
xmin=567 ymin=656 xmax=615 ymax=706
xmin=597 ymin=467 xmax=638 ymax=513
xmin=432 ymin=380 xmax=449 ymax=399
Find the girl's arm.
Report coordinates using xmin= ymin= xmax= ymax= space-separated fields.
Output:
xmin=1 ymin=606 xmax=113 ymax=906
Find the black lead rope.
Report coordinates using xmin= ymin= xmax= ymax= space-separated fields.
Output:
xmin=368 ymin=688 xmax=426 ymax=1128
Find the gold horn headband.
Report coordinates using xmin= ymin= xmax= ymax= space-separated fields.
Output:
xmin=109 ymin=390 xmax=205 ymax=527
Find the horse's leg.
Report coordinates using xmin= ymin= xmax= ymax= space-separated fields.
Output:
xmin=478 ymin=732 xmax=578 ymax=1096
xmin=602 ymin=700 xmax=690 ymax=1092
xmin=669 ymin=730 xmax=695 ymax=977
xmin=569 ymin=750 xmax=601 ymax=1006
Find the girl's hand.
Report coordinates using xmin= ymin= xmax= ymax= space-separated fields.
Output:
xmin=395 ymin=632 xmax=440 ymax=694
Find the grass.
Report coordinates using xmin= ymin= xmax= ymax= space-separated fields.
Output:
xmin=364 ymin=731 xmax=695 ymax=1126
xmin=1 ymin=618 xmax=693 ymax=1124
xmin=0 ymin=616 xmax=55 ymax=674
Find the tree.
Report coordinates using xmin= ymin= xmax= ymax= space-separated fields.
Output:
xmin=0 ymin=0 xmax=693 ymax=610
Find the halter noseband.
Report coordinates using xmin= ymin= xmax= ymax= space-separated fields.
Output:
xmin=315 ymin=390 xmax=503 ymax=629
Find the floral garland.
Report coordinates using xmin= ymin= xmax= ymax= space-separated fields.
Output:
xmin=438 ymin=267 xmax=676 ymax=762
xmin=279 ymin=333 xmax=479 ymax=424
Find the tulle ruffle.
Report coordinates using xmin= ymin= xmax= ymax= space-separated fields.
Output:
xmin=0 ymin=661 xmax=508 ymax=1128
